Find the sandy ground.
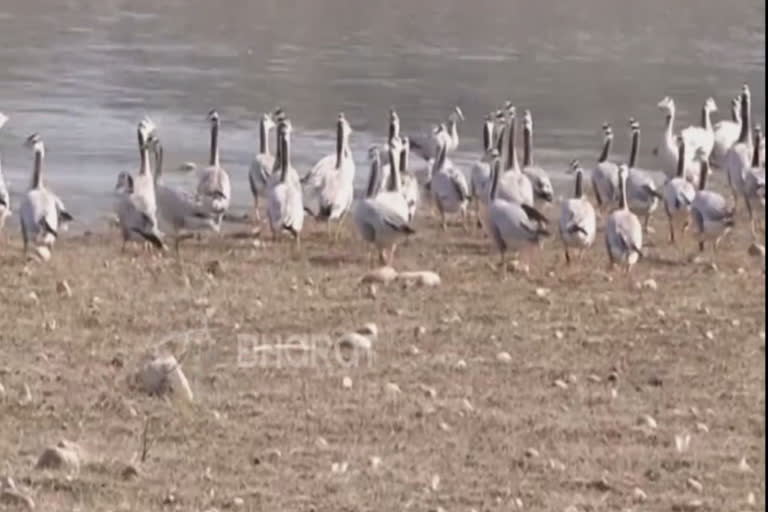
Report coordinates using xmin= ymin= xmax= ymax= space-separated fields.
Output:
xmin=0 ymin=189 xmax=764 ymax=511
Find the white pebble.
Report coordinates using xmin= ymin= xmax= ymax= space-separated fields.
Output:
xmin=554 ymin=330 xmax=564 ymax=340
xmin=674 ymin=433 xmax=691 ymax=453
xmin=535 ymin=287 xmax=550 ymax=298
xmin=739 ymin=456 xmax=752 ymax=473
xmin=642 ymin=278 xmax=658 ymax=291
xmin=695 ymin=422 xmax=709 ymax=433
xmin=342 ymin=376 xmax=353 ymax=389
xmin=384 ymin=382 xmax=401 ymax=396
xmin=496 ymin=352 xmax=512 ymax=363
xmin=554 ymin=379 xmax=568 ymax=390
xmin=430 ymin=474 xmax=440 ymax=492
xmin=632 ymin=487 xmax=647 ymax=503
xmin=687 ymin=477 xmax=703 ymax=493
xmin=524 ymin=447 xmax=539 ymax=458
xmin=704 ymin=331 xmax=714 ymax=341
xmin=455 ymin=359 xmax=467 ymax=370
xmin=638 ymin=414 xmax=657 ymax=429
xmin=369 ymin=456 xmax=382 ymax=469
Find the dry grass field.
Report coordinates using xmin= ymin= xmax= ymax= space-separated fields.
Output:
xmin=0 ymin=194 xmax=764 ymax=511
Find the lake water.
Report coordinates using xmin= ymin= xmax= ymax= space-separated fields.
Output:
xmin=0 ymin=0 xmax=764 ymax=228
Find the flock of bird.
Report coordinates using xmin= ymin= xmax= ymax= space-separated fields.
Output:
xmin=0 ymin=83 xmax=763 ymax=276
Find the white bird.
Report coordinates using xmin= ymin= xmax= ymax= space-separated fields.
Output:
xmin=691 ymin=149 xmax=734 ymax=260
xmin=605 ymin=164 xmax=643 ymax=274
xmin=656 ymin=97 xmax=700 ymax=182
xmin=624 ymin=119 xmax=662 ymax=232
xmin=521 ymin=109 xmax=554 ymax=204
xmin=398 ymin=137 xmax=421 ymax=223
xmin=113 ymin=119 xmax=164 ymax=252
xmin=0 ymin=112 xmax=10 ymax=233
xmin=196 ymin=110 xmax=231 ymax=222
xmin=376 ymin=137 xmax=410 ymax=220
xmin=680 ymin=97 xmax=718 ymax=163
xmin=267 ymin=119 xmax=304 ymax=247
xmin=484 ymin=152 xmax=550 ymax=274
xmin=429 ymin=126 xmax=470 ymax=231
xmin=711 ymin=95 xmax=741 ymax=169
xmin=496 ymin=108 xmax=534 ymax=208
xmin=409 ymin=106 xmax=464 ymax=161
xmin=590 ymin=123 xmax=620 ymax=210
xmin=20 ymin=134 xmax=74 ymax=261
xmin=149 ymin=134 xmax=220 ymax=251
xmin=353 ymin=147 xmax=415 ymax=266
xmin=248 ymin=112 xmax=277 ymax=222
xmin=559 ymin=160 xmax=596 ymax=264
xmin=724 ymin=85 xmax=754 ymax=215
xmin=743 ymin=125 xmax=765 ymax=236
xmin=469 ymin=114 xmax=496 ymax=227
xmin=662 ymin=136 xmax=696 ymax=244
xmin=302 ymin=113 xmax=355 ymax=238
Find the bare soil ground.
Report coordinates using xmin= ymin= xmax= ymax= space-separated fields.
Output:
xmin=0 ymin=197 xmax=764 ymax=511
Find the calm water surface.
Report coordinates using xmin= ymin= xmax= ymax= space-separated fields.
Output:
xmin=0 ymin=0 xmax=764 ymax=227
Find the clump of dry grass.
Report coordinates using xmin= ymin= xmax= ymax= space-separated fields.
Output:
xmin=0 ymin=198 xmax=764 ymax=510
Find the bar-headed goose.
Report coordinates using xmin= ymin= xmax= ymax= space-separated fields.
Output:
xmin=743 ymin=125 xmax=765 ymax=236
xmin=521 ymin=109 xmax=554 ymax=204
xmin=559 ymin=160 xmax=596 ymax=264
xmin=590 ymin=123 xmax=619 ymax=209
xmin=469 ymin=114 xmax=496 ymax=227
xmin=410 ymin=106 xmax=464 ymax=161
xmin=691 ymin=148 xmax=734 ymax=258
xmin=681 ymin=97 xmax=718 ymax=164
xmin=113 ymin=119 xmax=164 ymax=252
xmin=248 ymin=112 xmax=277 ymax=222
xmin=624 ymin=119 xmax=662 ymax=232
xmin=485 ymin=152 xmax=550 ymax=275
xmin=353 ymin=147 xmax=414 ymax=266
xmin=496 ymin=107 xmax=534 ymax=208
xmin=149 ymin=134 xmax=220 ymax=252
xmin=662 ymin=136 xmax=696 ymax=244
xmin=712 ymin=95 xmax=741 ymax=168
xmin=267 ymin=119 xmax=304 ymax=247
xmin=399 ymin=137 xmax=420 ymax=223
xmin=656 ymin=96 xmax=681 ymax=180
xmin=196 ymin=110 xmax=231 ymax=222
xmin=605 ymin=164 xmax=643 ymax=273
xmin=724 ymin=85 xmax=753 ymax=212
xmin=20 ymin=134 xmax=62 ymax=260
xmin=429 ymin=126 xmax=470 ymax=230
xmin=0 ymin=112 xmax=10 ymax=232
xmin=303 ymin=113 xmax=355 ymax=237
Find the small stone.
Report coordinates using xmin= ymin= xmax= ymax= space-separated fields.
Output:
xmin=56 ymin=280 xmax=72 ymax=298
xmin=20 ymin=384 xmax=32 ymax=405
xmin=695 ymin=422 xmax=709 ymax=433
xmin=738 ymin=456 xmax=752 ymax=473
xmin=26 ymin=292 xmax=39 ymax=305
xmin=548 ymin=458 xmax=565 ymax=471
xmin=438 ymin=421 xmax=451 ymax=432
xmin=607 ymin=371 xmax=619 ymax=383
xmin=419 ymin=384 xmax=437 ymax=399
xmin=554 ymin=379 xmax=569 ymax=390
xmin=610 ymin=388 xmax=618 ymax=399
xmin=747 ymin=492 xmax=756 ymax=505
xmin=441 ymin=312 xmax=462 ymax=324
xmin=205 ymin=260 xmax=223 ymax=276
xmin=496 ymin=351 xmax=512 ymax=363
xmin=524 ymin=448 xmax=539 ymax=458
xmin=135 ymin=354 xmax=193 ymax=402
xmin=535 ymin=287 xmax=550 ymax=298
xmin=0 ymin=488 xmax=35 ymax=510
xmin=0 ymin=381 xmax=5 ymax=398
xmin=342 ymin=376 xmax=353 ymax=389
xmin=638 ymin=414 xmax=658 ymax=429
xmin=513 ymin=497 xmax=524 ymax=509
xmin=587 ymin=374 xmax=602 ymax=383
xmin=675 ymin=432 xmax=691 ymax=453
xmin=686 ymin=499 xmax=703 ymax=509
xmin=656 ymin=308 xmax=666 ymax=318
xmin=430 ymin=474 xmax=440 ymax=492
xmin=231 ymin=497 xmax=245 ymax=508
xmin=632 ymin=487 xmax=647 ymax=503
xmin=338 ymin=332 xmax=373 ymax=352
xmin=642 ymin=278 xmax=658 ymax=291
xmin=455 ymin=359 xmax=467 ymax=370
xmin=687 ymin=478 xmax=703 ymax=493
xmin=737 ymin=267 xmax=746 ymax=274
xmin=315 ymin=437 xmax=329 ymax=450
xmin=384 ymin=382 xmax=401 ymax=396
xmin=510 ymin=260 xmax=530 ymax=274
xmin=331 ymin=461 xmax=349 ymax=474
xmin=748 ymin=242 xmax=765 ymax=257
xmin=731 ymin=319 xmax=741 ymax=327
xmin=408 ymin=345 xmax=421 ymax=356
xmin=120 ymin=463 xmax=139 ymax=480
xmin=554 ymin=330 xmax=564 ymax=340
xmin=369 ymin=456 xmax=382 ymax=469
xmin=36 ymin=440 xmax=83 ymax=471
xmin=461 ymin=398 xmax=474 ymax=412
xmin=704 ymin=331 xmax=714 ymax=341
xmin=414 ymin=326 xmax=427 ymax=338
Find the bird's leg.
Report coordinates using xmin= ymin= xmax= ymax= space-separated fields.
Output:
xmin=563 ymin=243 xmax=571 ymax=266
xmin=378 ymin=248 xmax=387 ymax=266
xmin=643 ymin=213 xmax=651 ymax=234
xmin=668 ymin=216 xmax=676 ymax=244
xmin=253 ymin=194 xmax=261 ymax=223
xmin=498 ymin=251 xmax=507 ymax=279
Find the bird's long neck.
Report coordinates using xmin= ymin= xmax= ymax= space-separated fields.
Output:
xmin=664 ymin=106 xmax=675 ymax=138
xmin=433 ymin=143 xmax=447 ymax=175
xmin=209 ymin=120 xmax=220 ymax=167
xmin=367 ymin=154 xmax=380 ymax=198
xmin=676 ymin=143 xmax=686 ymax=178
xmin=618 ymin=171 xmax=627 ymax=210
xmin=506 ymin=119 xmax=518 ymax=171
xmin=738 ymin=92 xmax=751 ymax=145
xmin=259 ymin=119 xmax=269 ymax=156
xmin=628 ymin=130 xmax=640 ymax=168
xmin=138 ymin=130 xmax=150 ymax=177
xmin=598 ymin=136 xmax=611 ymax=163
xmin=280 ymin=131 xmax=291 ymax=183
xmin=31 ymin=149 xmax=43 ymax=189
xmin=335 ymin=120 xmax=344 ymax=169
xmin=399 ymin=145 xmax=409 ymax=176
xmin=752 ymin=131 xmax=762 ymax=168
xmin=388 ymin=147 xmax=401 ymax=192
xmin=489 ymin=160 xmax=501 ymax=201
xmin=448 ymin=119 xmax=459 ymax=146
xmin=701 ymin=106 xmax=712 ymax=132
xmin=482 ymin=121 xmax=493 ymax=153
xmin=154 ymin=144 xmax=164 ymax=182
xmin=574 ymin=169 xmax=583 ymax=199
xmin=523 ymin=124 xmax=534 ymax=167
xmin=698 ymin=160 xmax=709 ymax=191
